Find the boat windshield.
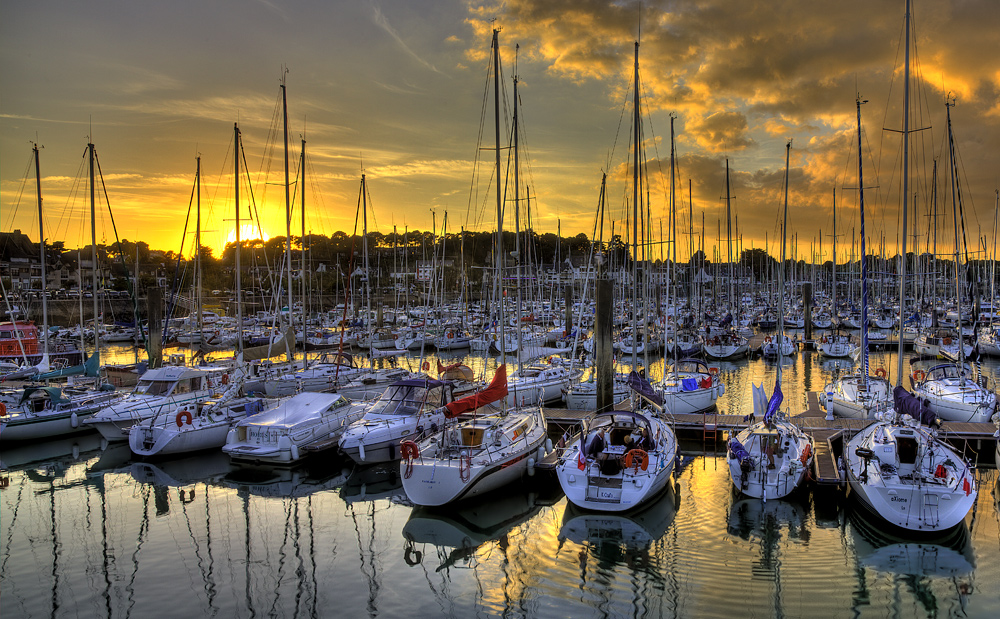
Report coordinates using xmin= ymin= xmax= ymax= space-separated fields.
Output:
xmin=133 ymin=379 xmax=175 ymax=396
xmin=366 ymin=384 xmax=443 ymax=416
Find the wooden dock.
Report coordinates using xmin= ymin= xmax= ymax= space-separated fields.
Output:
xmin=540 ymin=399 xmax=997 ymax=484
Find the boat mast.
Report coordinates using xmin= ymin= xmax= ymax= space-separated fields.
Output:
xmin=513 ymin=64 xmax=523 ymax=372
xmin=234 ymin=123 xmax=244 ymax=352
xmin=857 ymin=95 xmax=870 ymax=383
xmin=300 ymin=136 xmax=307 ymax=368
xmin=945 ymin=97 xmax=965 ymax=372
xmin=196 ymin=155 xmax=203 ymax=336
xmin=89 ymin=141 xmax=99 ymax=358
xmin=34 ymin=143 xmax=49 ymax=359
xmin=493 ymin=28 xmax=507 ymax=372
xmin=894 ymin=0 xmax=911 ymax=389
xmin=631 ymin=40 xmax=640 ymax=371
xmin=281 ymin=75 xmax=294 ymax=364
xmin=778 ymin=141 xmax=790 ymax=386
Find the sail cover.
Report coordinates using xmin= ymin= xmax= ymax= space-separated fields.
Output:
xmin=444 ymin=364 xmax=508 ymax=418
xmin=626 ymin=371 xmax=663 ymax=406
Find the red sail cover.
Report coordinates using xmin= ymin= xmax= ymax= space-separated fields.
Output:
xmin=437 ymin=359 xmax=463 ymax=374
xmin=444 ymin=365 xmax=508 ymax=418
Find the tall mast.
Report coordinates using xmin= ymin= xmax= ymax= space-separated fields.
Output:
xmin=234 ymin=123 xmax=244 ymax=351
xmin=895 ymin=0 xmax=911 ymax=388
xmin=945 ymin=98 xmax=964 ymax=371
xmin=669 ymin=114 xmax=678 ymax=368
xmin=300 ymin=136 xmax=307 ymax=366
xmin=196 ymin=155 xmax=203 ymax=335
xmin=513 ymin=65 xmax=523 ymax=371
xmin=857 ymin=95 xmax=870 ymax=382
xmin=631 ymin=40 xmax=640 ymax=371
xmin=362 ymin=174 xmax=371 ymax=354
xmin=281 ymin=76 xmax=294 ymax=363
xmin=89 ymin=141 xmax=99 ymax=353
xmin=493 ymin=28 xmax=506 ymax=370
xmin=778 ymin=141 xmax=790 ymax=385
xmin=34 ymin=143 xmax=49 ymax=358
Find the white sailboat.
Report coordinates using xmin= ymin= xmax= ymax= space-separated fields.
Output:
xmin=846 ymin=0 xmax=978 ymax=533
xmin=399 ymin=31 xmax=550 ymax=507
xmin=727 ymin=142 xmax=813 ymax=500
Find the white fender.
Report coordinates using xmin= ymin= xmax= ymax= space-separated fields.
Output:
xmin=545 ymin=438 xmax=553 ymax=454
xmin=527 ymin=457 xmax=536 ymax=476
xmin=358 ymin=442 xmax=366 ymax=461
xmin=70 ymin=412 xmax=79 ymax=428
xmin=290 ymin=443 xmax=300 ymax=462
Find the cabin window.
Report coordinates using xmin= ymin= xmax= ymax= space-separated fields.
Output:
xmin=172 ymin=379 xmax=192 ymax=395
xmin=897 ymin=437 xmax=918 ymax=465
xmin=136 ymin=380 xmax=171 ymax=396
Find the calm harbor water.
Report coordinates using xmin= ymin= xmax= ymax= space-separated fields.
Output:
xmin=2 ymin=346 xmax=999 ymax=618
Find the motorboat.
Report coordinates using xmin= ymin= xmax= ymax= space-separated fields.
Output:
xmin=338 ymin=376 xmax=457 ymax=464
xmin=83 ymin=364 xmax=238 ymax=442
xmin=222 ymin=392 xmax=365 ymax=465
xmin=555 ymin=408 xmax=677 ymax=512
xmin=128 ymin=368 xmax=273 ymax=457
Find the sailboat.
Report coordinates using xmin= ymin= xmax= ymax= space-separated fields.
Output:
xmin=0 ymin=144 xmax=124 ymax=441
xmin=845 ymin=0 xmax=978 ymax=533
xmin=822 ymin=95 xmax=893 ymax=420
xmin=555 ymin=40 xmax=678 ymax=512
xmin=399 ymin=30 xmax=551 ymax=507
xmin=727 ymin=142 xmax=814 ymax=500
xmin=910 ymin=100 xmax=996 ymax=423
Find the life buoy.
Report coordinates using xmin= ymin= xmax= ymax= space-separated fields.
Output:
xmin=943 ymin=337 xmax=953 ymax=346
xmin=0 ymin=402 xmax=6 ymax=416
xmin=709 ymin=367 xmax=719 ymax=376
xmin=401 ymin=440 xmax=420 ymax=479
xmin=912 ymin=369 xmax=926 ymax=382
xmin=221 ymin=374 xmax=229 ymax=385
xmin=624 ymin=448 xmax=649 ymax=472
xmin=765 ymin=336 xmax=772 ymax=343
xmin=459 ymin=453 xmax=472 ymax=483
xmin=422 ymin=361 xmax=430 ymax=371
xmin=447 ymin=332 xmax=455 ymax=339
xmin=875 ymin=368 xmax=887 ymax=379
xmin=800 ymin=443 xmax=812 ymax=465
xmin=175 ymin=410 xmax=193 ymax=427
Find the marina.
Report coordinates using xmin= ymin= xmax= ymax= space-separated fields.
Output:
xmin=2 ymin=345 xmax=999 ymax=617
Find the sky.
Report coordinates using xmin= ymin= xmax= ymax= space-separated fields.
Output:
xmin=2 ymin=0 xmax=998 ymax=263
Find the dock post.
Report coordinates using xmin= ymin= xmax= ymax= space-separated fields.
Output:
xmin=803 ymin=282 xmax=813 ymax=344
xmin=147 ymin=287 xmax=162 ymax=369
xmin=564 ymin=285 xmax=573 ymax=337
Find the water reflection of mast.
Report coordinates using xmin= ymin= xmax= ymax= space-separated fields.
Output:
xmin=348 ymin=500 xmax=382 ymax=616
xmin=179 ymin=484 xmax=218 ymax=615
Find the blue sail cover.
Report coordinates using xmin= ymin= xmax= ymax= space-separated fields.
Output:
xmin=626 ymin=371 xmax=664 ymax=406
xmin=892 ymin=385 xmax=939 ymax=427
xmin=728 ymin=437 xmax=752 ymax=465
xmin=763 ymin=382 xmax=783 ymax=425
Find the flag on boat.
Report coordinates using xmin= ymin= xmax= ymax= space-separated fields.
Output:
xmin=763 ymin=382 xmax=783 ymax=425
xmin=444 ymin=364 xmax=508 ymax=418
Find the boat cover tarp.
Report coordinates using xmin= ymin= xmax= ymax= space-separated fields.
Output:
xmin=892 ymin=385 xmax=940 ymax=427
xmin=626 ymin=371 xmax=663 ymax=406
xmin=728 ymin=437 xmax=752 ymax=466
xmin=35 ymin=351 xmax=100 ymax=380
xmin=444 ymin=364 xmax=507 ymax=418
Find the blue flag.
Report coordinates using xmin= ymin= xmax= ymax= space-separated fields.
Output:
xmin=763 ymin=382 xmax=783 ymax=425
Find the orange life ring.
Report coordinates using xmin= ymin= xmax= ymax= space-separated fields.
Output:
xmin=221 ymin=374 xmax=229 ymax=385
xmin=765 ymin=336 xmax=772 ymax=343
xmin=875 ymin=368 xmax=887 ymax=379
xmin=943 ymin=337 xmax=952 ymax=346
xmin=422 ymin=361 xmax=430 ymax=371
xmin=401 ymin=440 xmax=420 ymax=479
xmin=175 ymin=410 xmax=193 ymax=427
xmin=447 ymin=332 xmax=454 ymax=339
xmin=709 ymin=367 xmax=720 ymax=376
xmin=912 ymin=369 xmax=926 ymax=382
xmin=0 ymin=402 xmax=6 ymax=416
xmin=624 ymin=448 xmax=649 ymax=472
xmin=800 ymin=443 xmax=812 ymax=465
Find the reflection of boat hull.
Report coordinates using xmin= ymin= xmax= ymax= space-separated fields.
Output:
xmin=129 ymin=451 xmax=234 ymax=486
xmin=402 ymin=491 xmax=544 ymax=551
xmin=726 ymin=495 xmax=808 ymax=540
xmin=0 ymin=433 xmax=106 ymax=470
xmin=848 ymin=506 xmax=974 ymax=577
xmin=559 ymin=485 xmax=677 ymax=549
xmin=340 ymin=463 xmax=405 ymax=504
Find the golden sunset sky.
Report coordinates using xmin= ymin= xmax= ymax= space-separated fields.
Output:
xmin=2 ymin=0 xmax=998 ymax=262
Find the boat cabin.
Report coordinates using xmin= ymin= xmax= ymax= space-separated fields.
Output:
xmin=0 ymin=321 xmax=39 ymax=357
xmin=366 ymin=379 xmax=453 ymax=417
